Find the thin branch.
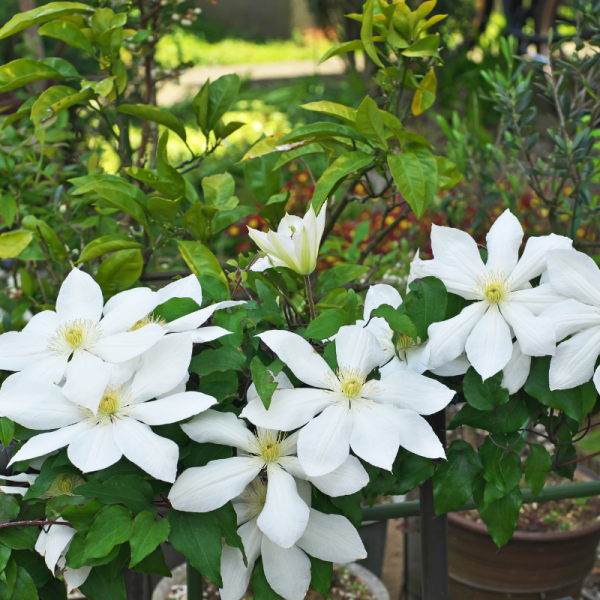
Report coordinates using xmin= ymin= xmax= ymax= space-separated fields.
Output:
xmin=0 ymin=520 xmax=73 ymax=531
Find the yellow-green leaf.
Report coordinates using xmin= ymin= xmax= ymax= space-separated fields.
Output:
xmin=177 ymin=240 xmax=228 ymax=288
xmin=361 ymin=0 xmax=384 ymax=67
xmin=117 ymin=104 xmax=187 ymax=143
xmin=240 ymin=133 xmax=287 ymax=162
xmin=301 ymin=101 xmax=357 ymax=125
xmin=78 ymin=235 xmax=145 ymax=263
xmin=0 ymin=59 xmax=63 ymax=94
xmin=148 ymin=197 xmax=181 ymax=224
xmin=96 ymin=249 xmax=143 ymax=296
xmin=39 ymin=19 xmax=95 ymax=55
xmin=411 ymin=68 xmax=437 ymax=116
xmin=0 ymin=230 xmax=33 ymax=259
xmin=355 ymin=96 xmax=388 ymax=150
xmin=402 ymin=34 xmax=440 ymax=58
xmin=22 ymin=215 xmax=66 ymax=259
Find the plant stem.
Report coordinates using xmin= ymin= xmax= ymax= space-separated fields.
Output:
xmin=304 ymin=275 xmax=316 ymax=321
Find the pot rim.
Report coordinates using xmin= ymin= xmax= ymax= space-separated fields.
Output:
xmin=448 ymin=510 xmax=600 ymax=541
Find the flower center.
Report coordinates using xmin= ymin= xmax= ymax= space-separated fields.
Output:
xmin=129 ymin=313 xmax=167 ymax=331
xmin=338 ymin=368 xmax=367 ymax=399
xmin=95 ymin=385 xmax=132 ymax=421
xmin=477 ymin=271 xmax=510 ymax=304
xmin=255 ymin=429 xmax=285 ymax=463
xmin=240 ymin=478 xmax=268 ymax=521
xmin=48 ymin=319 xmax=102 ymax=355
xmin=56 ymin=475 xmax=74 ymax=493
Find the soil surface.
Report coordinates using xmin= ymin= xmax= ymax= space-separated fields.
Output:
xmin=166 ymin=566 xmax=376 ymax=600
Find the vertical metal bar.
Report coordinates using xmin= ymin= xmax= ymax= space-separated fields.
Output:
xmin=420 ymin=408 xmax=448 ymax=600
xmin=187 ymin=561 xmax=203 ymax=600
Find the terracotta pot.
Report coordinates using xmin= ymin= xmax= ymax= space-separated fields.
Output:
xmin=448 ymin=511 xmax=600 ymax=599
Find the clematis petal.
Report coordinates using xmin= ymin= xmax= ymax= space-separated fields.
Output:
xmin=257 ymin=330 xmax=334 ymax=389
xmin=379 ymin=356 xmax=408 ymax=378
xmin=393 ymin=409 xmax=445 ymax=458
xmin=363 ymin=284 xmax=402 ymax=320
xmin=502 ymin=342 xmax=531 ymax=395
xmin=0 ymin=331 xmax=54 ymax=371
xmin=542 ymin=299 xmax=600 ymax=341
xmin=363 ymin=317 xmax=395 ymax=362
xmin=0 ymin=384 xmax=81 ymax=429
xmin=0 ymin=354 xmax=68 ymax=392
xmin=335 ymin=325 xmax=386 ymax=374
xmin=10 ymin=422 xmax=89 ymax=465
xmin=427 ymin=301 xmax=488 ymax=369
xmin=430 ymin=353 xmax=470 ymax=377
xmin=547 ymin=249 xmax=600 ymax=306
xmin=349 ymin=403 xmax=400 ymax=470
xmin=466 ymin=303 xmax=513 ymax=380
xmin=296 ymin=508 xmax=367 ymax=563
xmin=372 ymin=370 xmax=455 ymax=415
xmin=292 ymin=221 xmax=314 ymax=275
xmin=188 ymin=326 xmax=233 ymax=344
xmin=500 ymin=303 xmax=555 ymax=357
xmin=36 ymin=521 xmax=76 ymax=573
xmin=181 ymin=409 xmax=254 ymax=452
xmin=250 ymin=256 xmax=289 ymax=272
xmin=99 ymin=289 xmax=158 ymax=336
xmin=594 ymin=366 xmax=600 ymax=395
xmin=62 ymin=350 xmax=109 ymax=413
xmin=157 ymin=274 xmax=203 ymax=307
xmin=166 ymin=301 xmax=246 ymax=334
xmin=91 ymin=324 xmax=165 ymax=363
xmin=261 ymin=535 xmax=311 ymax=600
xmin=112 ymin=418 xmax=179 ymax=482
xmin=169 ymin=458 xmax=262 ymax=512
xmin=129 ymin=392 xmax=216 ymax=426
xmin=67 ymin=423 xmax=122 ymax=473
xmin=128 ymin=335 xmax=192 ymax=402
xmin=509 ymin=234 xmax=573 ymax=289
xmin=431 ymin=224 xmax=485 ymax=280
xmin=408 ymin=254 xmax=480 ymax=300
xmin=485 ymin=210 xmax=523 ymax=275
xmin=510 ymin=284 xmax=568 ymax=316
xmin=23 ymin=310 xmax=59 ymax=337
xmin=306 ymin=455 xmax=369 ymax=497
xmin=549 ymin=326 xmax=600 ymax=390
xmin=55 ymin=269 xmax=104 ymax=324
xmin=297 ymin=404 xmax=353 ymax=477
xmin=64 ymin=566 xmax=91 ymax=593
xmin=220 ymin=520 xmax=263 ymax=600
xmin=258 ymin=464 xmax=309 ymax=548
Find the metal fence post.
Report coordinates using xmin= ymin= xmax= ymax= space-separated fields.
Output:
xmin=187 ymin=561 xmax=203 ymax=599
xmin=420 ymin=408 xmax=448 ymax=600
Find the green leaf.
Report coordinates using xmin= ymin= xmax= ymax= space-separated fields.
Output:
xmin=38 ymin=578 xmax=67 ymax=600
xmin=0 ymin=496 xmax=19 ymax=525
xmin=309 ymin=556 xmax=333 ymax=597
xmin=78 ymin=235 xmax=144 ymax=263
xmin=117 ymin=104 xmax=186 ymax=142
xmin=168 ymin=510 xmax=224 ymax=586
xmin=41 ymin=57 xmax=79 ymax=79
xmin=361 ymin=0 xmax=384 ymax=67
xmin=0 ymin=194 xmax=17 ymax=229
xmin=436 ymin=156 xmax=463 ymax=190
xmin=177 ymin=240 xmax=228 ymax=287
xmin=355 ymin=97 xmax=387 ymax=149
xmin=318 ymin=40 xmax=365 ymax=65
xmin=463 ymin=368 xmax=509 ymax=411
xmin=38 ymin=19 xmax=95 ymax=55
xmin=370 ymin=304 xmax=417 ymax=340
xmin=388 ymin=151 xmax=437 ymax=218
xmin=525 ymin=444 xmax=552 ymax=498
xmin=315 ymin=264 xmax=370 ymax=296
xmin=95 ymin=249 xmax=143 ymax=296
xmin=202 ymin=173 xmax=237 ymax=209
xmin=11 ymin=567 xmax=37 ymax=600
xmin=479 ymin=437 xmax=522 ymax=495
xmin=0 ymin=418 xmax=14 ymax=449
xmin=77 ymin=505 xmax=133 ymax=564
xmin=206 ymin=74 xmax=240 ymax=132
xmin=0 ymin=528 xmax=36 ymax=551
xmin=0 ymin=3 xmax=93 ymax=40
xmin=259 ymin=192 xmax=289 ymax=229
xmin=129 ymin=511 xmax=170 ymax=568
xmin=433 ymin=440 xmax=482 ymax=515
xmin=192 ymin=79 xmax=210 ymax=134
xmin=153 ymin=297 xmax=200 ymax=323
xmin=392 ymin=450 xmax=434 ymax=495
xmin=21 ymin=215 xmax=66 ymax=259
xmin=401 ymin=34 xmax=440 ymax=58
xmin=78 ymin=544 xmax=128 ymax=600
xmin=244 ymin=153 xmax=281 ymax=203
xmin=479 ymin=487 xmax=522 ymax=548
xmin=252 ymin=559 xmax=284 ymax=600
xmin=311 ymin=151 xmax=374 ymax=212
xmin=411 ymin=68 xmax=437 ymax=116
xmin=148 ymin=196 xmax=181 ymax=223
xmin=304 ymin=308 xmax=351 ymax=340
xmin=130 ymin=545 xmax=171 ymax=577
xmin=0 ymin=557 xmax=17 ymax=599
xmin=212 ymin=206 xmax=256 ymax=235
xmin=315 ymin=288 xmax=348 ymax=310
xmin=403 ymin=276 xmax=447 ymax=340
xmin=0 ymin=231 xmax=33 ymax=259
xmin=123 ymin=166 xmax=182 ymax=200
xmin=448 ymin=397 xmax=532 ymax=435
xmin=250 ymin=356 xmax=279 ymax=410
xmin=0 ymin=59 xmax=63 ymax=94
xmin=301 ymin=101 xmax=357 ymax=124
xmin=241 ymin=133 xmax=287 ymax=162
xmin=183 ymin=442 xmax=232 ymax=469
xmin=525 ymin=356 xmax=597 ymax=424
xmin=189 ymin=346 xmax=246 ymax=377
xmin=10 ymin=550 xmax=52 ymax=589
xmin=76 ymin=475 xmax=155 ymax=515
xmin=278 ymin=122 xmax=369 ymax=147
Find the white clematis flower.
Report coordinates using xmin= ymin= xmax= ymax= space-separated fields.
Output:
xmin=410 ymin=210 xmax=571 ymax=380
xmin=2 ymin=336 xmax=215 ymax=483
xmin=220 ymin=478 xmax=366 ymax=600
xmin=169 ymin=408 xmax=368 ymax=548
xmin=242 ymin=326 xmax=454 ymax=477
xmin=542 ymin=249 xmax=600 ymax=392
xmin=0 ymin=269 xmax=166 ymax=412
xmin=35 ymin=518 xmax=91 ymax=593
xmin=248 ymin=202 xmax=327 ymax=275
xmin=0 ymin=473 xmax=38 ymax=495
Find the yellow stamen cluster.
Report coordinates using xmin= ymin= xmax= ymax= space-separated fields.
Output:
xmin=98 ymin=385 xmax=129 ymax=417
xmin=255 ymin=429 xmax=286 ymax=463
xmin=48 ymin=319 xmax=102 ymax=355
xmin=130 ymin=314 xmax=167 ymax=331
xmin=476 ymin=270 xmax=510 ymax=304
xmin=337 ymin=368 xmax=367 ymax=399
xmin=241 ymin=478 xmax=268 ymax=521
